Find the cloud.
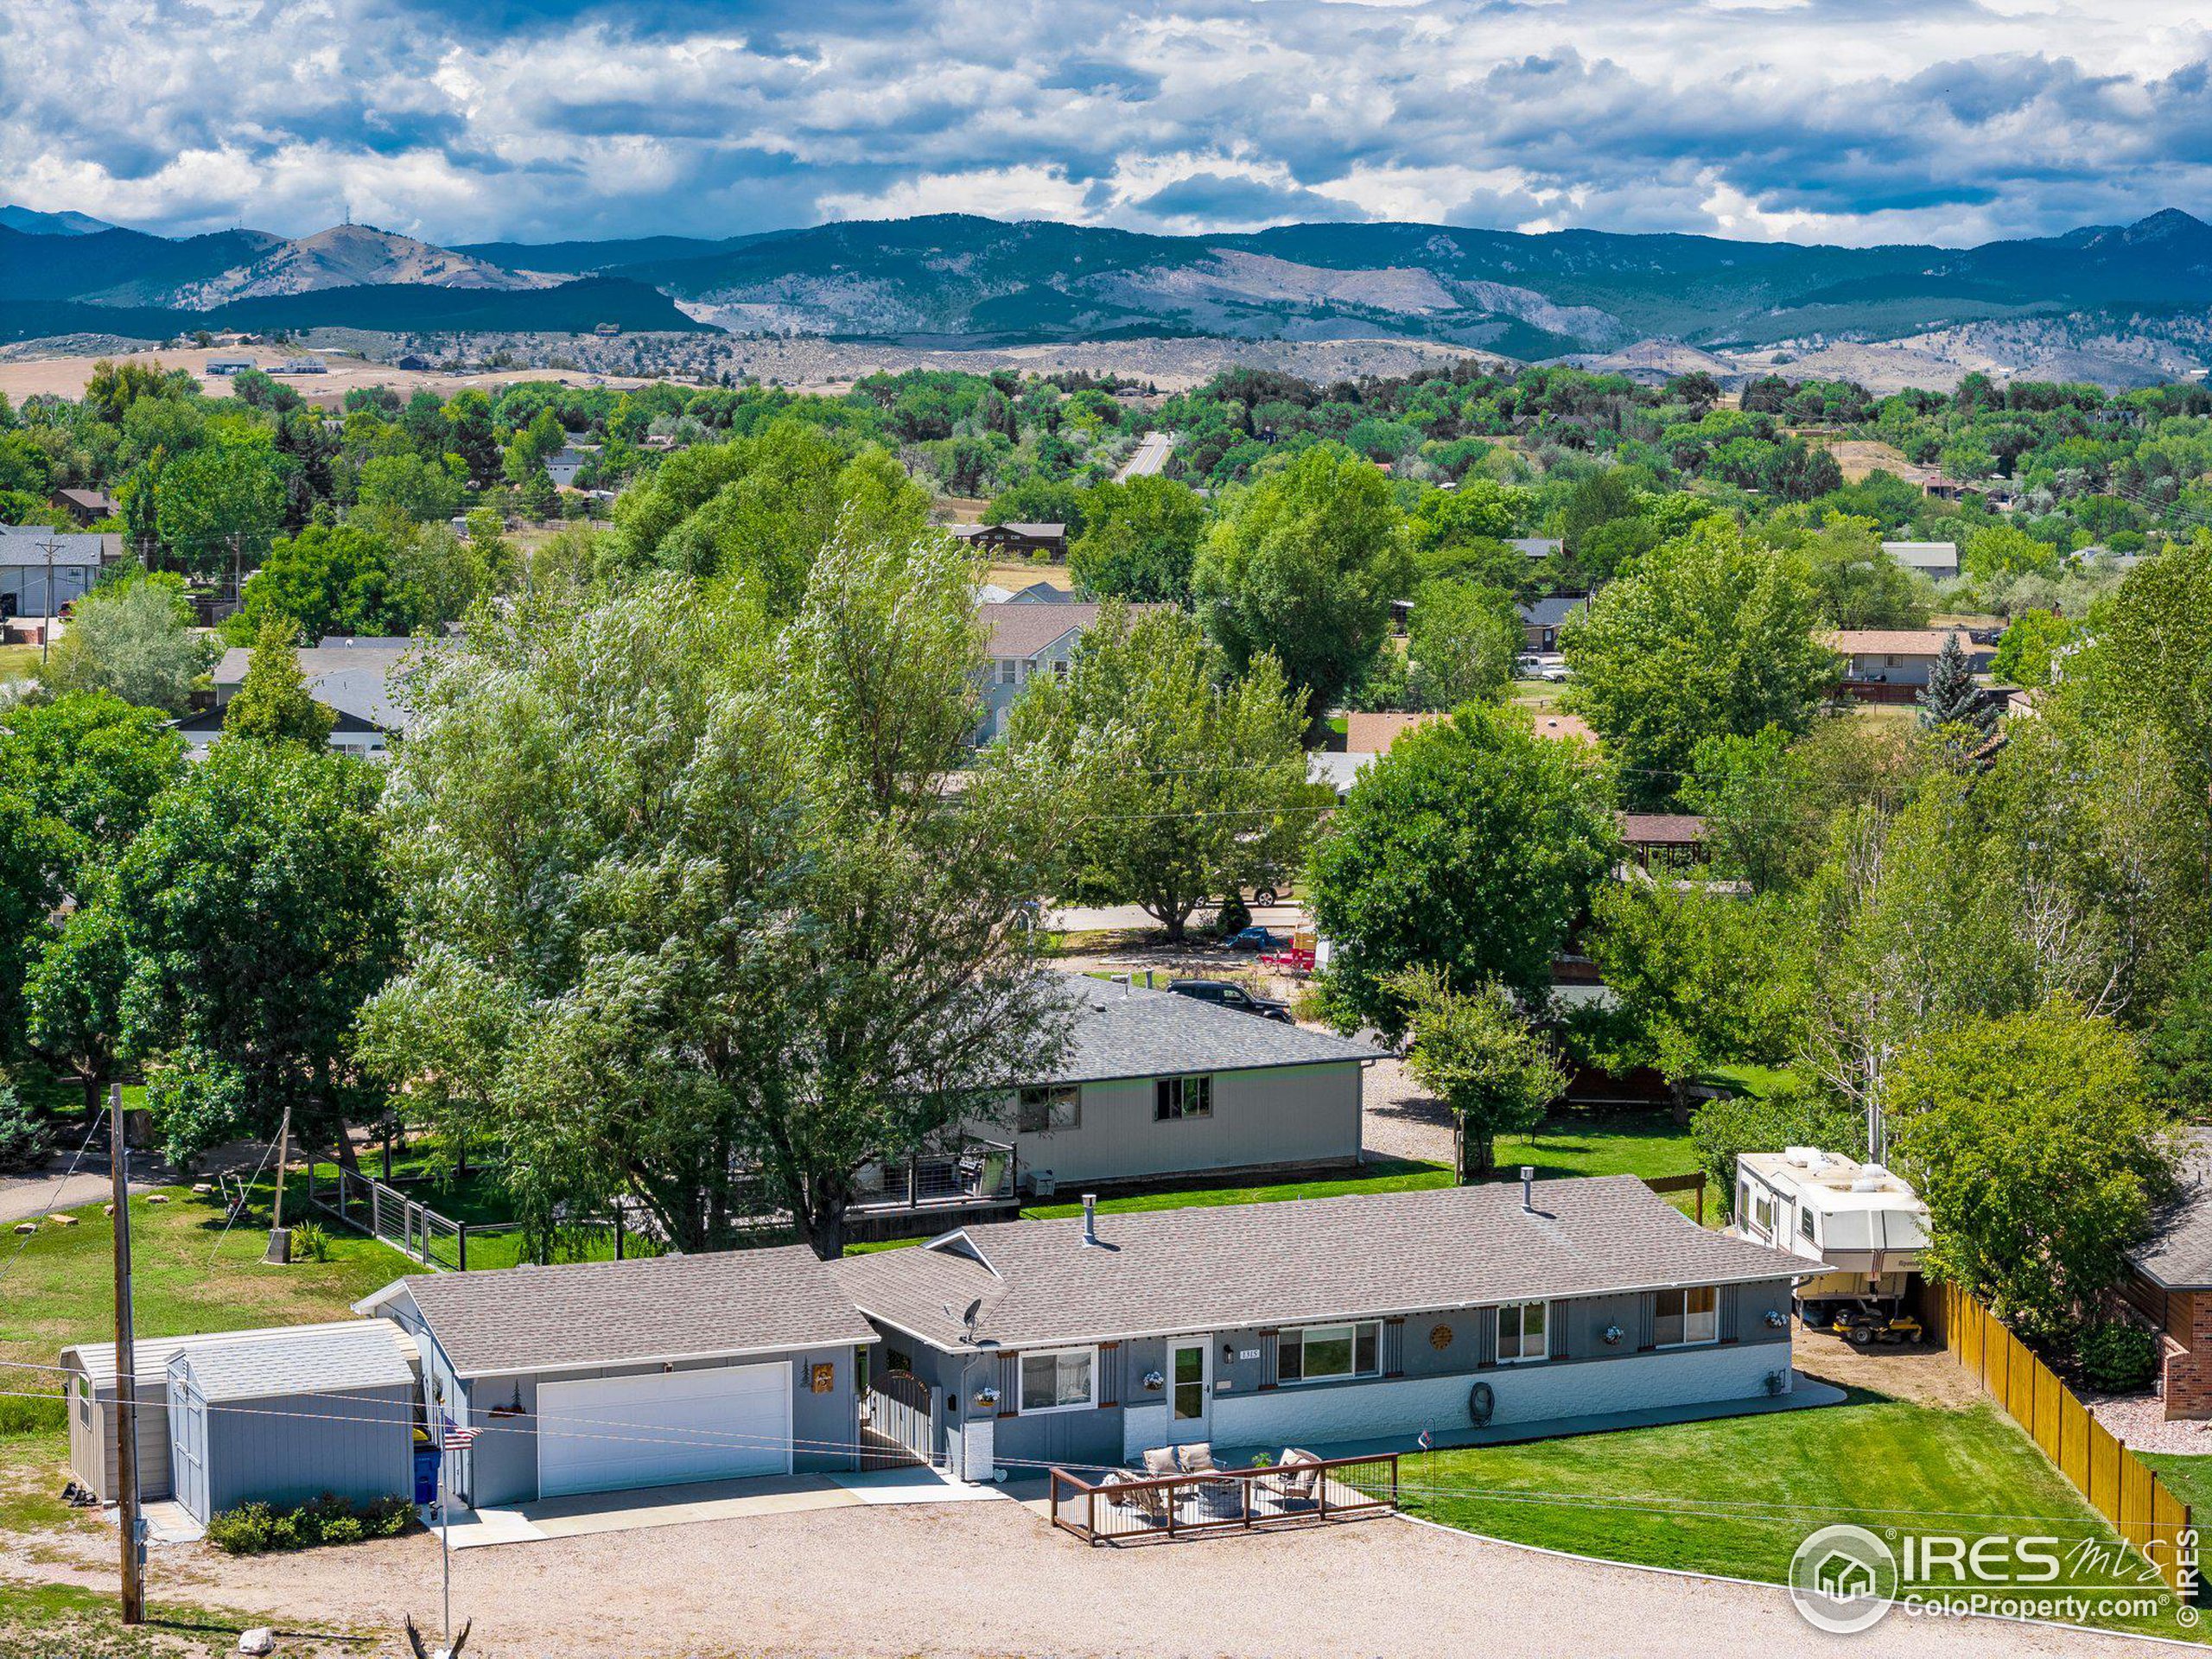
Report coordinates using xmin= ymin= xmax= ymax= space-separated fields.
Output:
xmin=2 ymin=0 xmax=2210 ymax=247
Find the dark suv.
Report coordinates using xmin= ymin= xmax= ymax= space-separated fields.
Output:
xmin=1167 ymin=978 xmax=1294 ymax=1023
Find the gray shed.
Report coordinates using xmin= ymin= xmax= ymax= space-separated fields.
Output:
xmin=60 ymin=1320 xmax=414 ymax=1504
xmin=168 ymin=1323 xmax=418 ymax=1525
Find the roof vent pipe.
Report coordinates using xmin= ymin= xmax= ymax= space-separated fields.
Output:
xmin=1082 ymin=1193 xmax=1099 ymax=1246
xmin=1521 ymin=1166 xmax=1535 ymax=1211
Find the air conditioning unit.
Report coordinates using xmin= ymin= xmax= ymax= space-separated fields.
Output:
xmin=1029 ymin=1171 xmax=1056 ymax=1198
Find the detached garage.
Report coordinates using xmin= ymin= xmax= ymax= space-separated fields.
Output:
xmin=357 ymin=1246 xmax=877 ymax=1508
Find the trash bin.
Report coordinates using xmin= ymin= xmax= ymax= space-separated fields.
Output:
xmin=413 ymin=1441 xmax=442 ymax=1506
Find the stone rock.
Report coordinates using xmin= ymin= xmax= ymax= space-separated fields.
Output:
xmin=237 ymin=1629 xmax=275 ymax=1655
xmin=146 ymin=1193 xmax=169 ymax=1205
xmin=12 ymin=1222 xmax=33 ymax=1235
xmin=48 ymin=1213 xmax=77 ymax=1227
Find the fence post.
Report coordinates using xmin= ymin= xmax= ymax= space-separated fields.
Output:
xmin=371 ymin=1181 xmax=381 ymax=1242
xmin=458 ymin=1222 xmax=468 ymax=1272
xmin=615 ymin=1199 xmax=625 ymax=1262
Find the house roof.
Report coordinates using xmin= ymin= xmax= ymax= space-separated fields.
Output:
xmin=1029 ymin=975 xmax=1382 ymax=1088
xmin=1819 ymin=628 xmax=1977 ymax=658
xmin=1342 ymin=711 xmax=1438 ymax=754
xmin=181 ymin=1321 xmax=416 ymax=1402
xmin=1510 ymin=538 xmax=1562 ymax=557
xmin=832 ymin=1175 xmax=1805 ymax=1352
xmin=2129 ymin=1128 xmax=2212 ymax=1291
xmin=361 ymin=1245 xmax=878 ymax=1379
xmin=1309 ymin=751 xmax=1372 ymax=796
xmin=212 ymin=639 xmax=448 ymax=733
xmin=1517 ymin=594 xmax=1588 ymax=629
xmin=1879 ymin=541 xmax=1960 ymax=571
xmin=952 ymin=521 xmax=1065 ymax=539
xmin=53 ymin=488 xmax=116 ymax=514
xmin=1529 ymin=710 xmax=1597 ymax=746
xmin=1615 ymin=812 xmax=1706 ymax=846
xmin=980 ymin=601 xmax=1104 ymax=659
xmin=0 ymin=527 xmax=112 ymax=567
xmin=62 ymin=1320 xmax=414 ymax=1390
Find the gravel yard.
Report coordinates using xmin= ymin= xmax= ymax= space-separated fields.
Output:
xmin=1359 ymin=1052 xmax=1456 ymax=1166
xmin=15 ymin=1490 xmax=2164 ymax=1659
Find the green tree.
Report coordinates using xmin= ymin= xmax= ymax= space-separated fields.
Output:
xmin=1787 ymin=514 xmax=1935 ymax=629
xmin=444 ymin=390 xmax=503 ymax=484
xmin=234 ymin=524 xmax=422 ymax=642
xmin=1988 ymin=608 xmax=2075 ymax=690
xmin=1394 ymin=963 xmax=1566 ymax=1179
xmin=1067 ymin=476 xmax=1208 ymax=601
xmin=1192 ymin=446 xmax=1410 ymax=715
xmin=999 ymin=606 xmax=1318 ymax=942
xmin=1690 ymin=1081 xmax=1866 ymax=1219
xmin=1407 ymin=581 xmax=1519 ymax=710
xmin=0 ymin=788 xmax=74 ymax=1056
xmin=1962 ymin=523 xmax=2058 ymax=582
xmin=1890 ymin=1001 xmax=2180 ymax=1344
xmin=0 ymin=690 xmax=187 ymax=854
xmin=25 ymin=873 xmax=131 ymax=1118
xmin=354 ymin=452 xmax=465 ymax=528
xmin=1917 ymin=632 xmax=1993 ymax=734
xmin=1681 ymin=718 xmax=1926 ymax=894
xmin=155 ymin=442 xmax=286 ymax=577
xmin=223 ymin=617 xmax=335 ymax=746
xmin=1561 ymin=520 xmax=1839 ymax=807
xmin=2146 ymin=949 xmax=2212 ymax=1116
xmin=1308 ymin=702 xmax=1616 ymax=1038
xmin=41 ymin=572 xmax=207 ymax=712
xmin=113 ymin=739 xmax=397 ymax=1165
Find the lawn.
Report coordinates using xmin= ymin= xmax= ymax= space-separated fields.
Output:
xmin=1024 ymin=1154 xmax=1454 ymax=1219
xmin=2142 ymin=1452 xmax=2212 ymax=1522
xmin=1403 ymin=1390 xmax=2202 ymax=1642
xmin=0 ymin=642 xmax=41 ymax=684
xmin=1490 ymin=1108 xmax=1713 ymax=1223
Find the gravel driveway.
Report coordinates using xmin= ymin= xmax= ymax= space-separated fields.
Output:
xmin=71 ymin=1491 xmax=2166 ymax=1658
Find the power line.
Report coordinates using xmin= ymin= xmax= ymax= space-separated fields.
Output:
xmin=0 ymin=1105 xmax=108 ymax=1288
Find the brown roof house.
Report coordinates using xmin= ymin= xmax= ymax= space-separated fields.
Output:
xmin=2123 ymin=1129 xmax=2212 ymax=1420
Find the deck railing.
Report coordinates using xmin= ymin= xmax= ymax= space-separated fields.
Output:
xmin=1048 ymin=1452 xmax=1399 ymax=1545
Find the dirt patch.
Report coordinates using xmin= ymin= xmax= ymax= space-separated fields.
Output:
xmin=1794 ymin=1326 xmax=1986 ymax=1408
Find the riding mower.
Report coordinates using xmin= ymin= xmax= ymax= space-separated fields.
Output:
xmin=1828 ymin=1298 xmax=1925 ymax=1347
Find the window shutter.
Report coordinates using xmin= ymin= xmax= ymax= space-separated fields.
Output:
xmin=997 ymin=1351 xmax=1020 ymax=1417
xmin=1097 ymin=1341 xmax=1121 ymax=1408
xmin=1719 ymin=1284 xmax=1739 ymax=1343
xmin=1637 ymin=1296 xmax=1656 ymax=1352
xmin=1476 ymin=1309 xmax=1497 ymax=1369
xmin=1548 ymin=1307 xmax=1567 ymax=1361
xmin=1258 ymin=1329 xmax=1279 ymax=1390
xmin=1382 ymin=1317 xmax=1405 ymax=1378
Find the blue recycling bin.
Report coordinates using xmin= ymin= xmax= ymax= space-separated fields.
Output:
xmin=413 ymin=1443 xmax=442 ymax=1506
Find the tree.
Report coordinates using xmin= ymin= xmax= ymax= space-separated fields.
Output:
xmin=1889 ymin=1001 xmax=2180 ymax=1344
xmin=223 ymin=617 xmax=335 ymax=746
xmin=355 ymin=452 xmax=465 ymax=529
xmin=1584 ymin=880 xmax=1805 ymax=1124
xmin=985 ymin=475 xmax=1088 ymax=539
xmin=112 ymin=739 xmax=397 ymax=1166
xmin=233 ymin=524 xmax=422 ymax=643
xmin=1067 ymin=476 xmax=1207 ymax=601
xmin=1561 ymin=520 xmax=1839 ymax=807
xmin=2147 ymin=949 xmax=2212 ymax=1116
xmin=0 ymin=690 xmax=187 ymax=854
xmin=0 ymin=787 xmax=74 ymax=1057
xmin=1690 ymin=1081 xmax=1866 ymax=1219
xmin=25 ymin=874 xmax=131 ymax=1119
xmin=1407 ymin=580 xmax=1519 ymax=710
xmin=1681 ymin=717 xmax=1927 ymax=894
xmin=1308 ymin=702 xmax=1616 ymax=1038
xmin=1917 ymin=632 xmax=1993 ymax=734
xmin=1989 ymin=608 xmax=2075 ymax=690
xmin=40 ymin=572 xmax=207 ymax=712
xmin=1788 ymin=514 xmax=1935 ymax=629
xmin=154 ymin=442 xmax=286 ymax=578
xmin=1962 ymin=523 xmax=2058 ymax=582
xmin=1394 ymin=963 xmax=1565 ymax=1179
xmin=999 ymin=606 xmax=1318 ymax=942
xmin=363 ymin=531 xmax=1067 ymax=1259
xmin=1192 ymin=446 xmax=1410 ymax=715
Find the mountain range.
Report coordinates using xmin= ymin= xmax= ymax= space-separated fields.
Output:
xmin=5 ymin=203 xmax=2212 ymax=376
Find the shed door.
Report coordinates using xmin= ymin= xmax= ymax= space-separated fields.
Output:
xmin=169 ymin=1377 xmax=210 ymax=1524
xmin=536 ymin=1363 xmax=791 ymax=1499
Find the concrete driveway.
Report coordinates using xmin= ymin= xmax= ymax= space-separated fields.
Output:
xmin=164 ymin=1485 xmax=2170 ymax=1657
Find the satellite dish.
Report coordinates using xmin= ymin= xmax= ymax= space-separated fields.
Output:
xmin=960 ymin=1298 xmax=984 ymax=1336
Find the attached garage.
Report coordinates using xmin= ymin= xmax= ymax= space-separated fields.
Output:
xmin=537 ymin=1362 xmax=791 ymax=1497
xmin=357 ymin=1245 xmax=878 ymax=1509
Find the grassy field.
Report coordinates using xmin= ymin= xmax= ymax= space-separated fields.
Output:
xmin=1404 ymin=1390 xmax=2202 ymax=1641
xmin=1491 ymin=1109 xmax=1713 ymax=1222
xmin=0 ymin=642 xmax=42 ymax=684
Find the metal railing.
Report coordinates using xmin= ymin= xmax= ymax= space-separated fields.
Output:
xmin=849 ymin=1136 xmax=1017 ymax=1215
xmin=1049 ymin=1452 xmax=1399 ymax=1545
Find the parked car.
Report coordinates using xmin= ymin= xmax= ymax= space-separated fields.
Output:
xmin=1167 ymin=979 xmax=1294 ymax=1023
xmin=1227 ymin=926 xmax=1287 ymax=952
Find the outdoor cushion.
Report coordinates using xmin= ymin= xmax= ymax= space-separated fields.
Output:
xmin=1175 ymin=1442 xmax=1217 ymax=1473
xmin=1141 ymin=1446 xmax=1179 ymax=1478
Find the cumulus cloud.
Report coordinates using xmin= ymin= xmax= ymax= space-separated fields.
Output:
xmin=2 ymin=0 xmax=2209 ymax=245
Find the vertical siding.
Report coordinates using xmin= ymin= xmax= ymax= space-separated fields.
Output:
xmin=200 ymin=1382 xmax=413 ymax=1518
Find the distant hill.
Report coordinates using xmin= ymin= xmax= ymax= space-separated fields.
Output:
xmin=139 ymin=224 xmax=556 ymax=307
xmin=0 ymin=204 xmax=114 ymax=236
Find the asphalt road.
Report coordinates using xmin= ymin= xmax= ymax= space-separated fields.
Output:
xmin=1116 ymin=429 xmax=1176 ymax=480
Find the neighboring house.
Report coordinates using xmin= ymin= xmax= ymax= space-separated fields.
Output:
xmin=0 ymin=526 xmax=116 ymax=616
xmin=59 ymin=1320 xmax=418 ymax=1506
xmin=2123 ymin=1129 xmax=2212 ymax=1420
xmin=357 ymin=1248 xmax=877 ymax=1506
xmin=1880 ymin=541 xmax=1960 ymax=582
xmin=51 ymin=487 xmax=117 ymax=525
xmin=1820 ymin=628 xmax=1994 ymax=696
xmin=545 ymin=446 xmax=594 ymax=491
xmin=957 ymin=976 xmax=1382 ymax=1199
xmin=831 ymin=1175 xmax=1804 ymax=1476
xmin=1510 ymin=538 xmax=1563 ymax=560
xmin=1530 ymin=710 xmax=1598 ymax=747
xmin=1341 ymin=711 xmax=1438 ymax=755
xmin=1615 ymin=812 xmax=1706 ymax=871
xmin=1310 ymin=751 xmax=1371 ymax=800
xmin=1732 ymin=1149 xmax=1928 ymax=1319
xmin=188 ymin=634 xmax=441 ymax=757
xmin=265 ymin=357 xmax=328 ymax=375
xmin=1518 ymin=594 xmax=1589 ymax=652
xmin=204 ymin=358 xmax=256 ymax=375
xmin=951 ymin=522 xmax=1068 ymax=561
xmin=975 ymin=601 xmax=1118 ymax=743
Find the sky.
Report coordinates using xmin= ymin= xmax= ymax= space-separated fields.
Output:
xmin=3 ymin=0 xmax=2210 ymax=248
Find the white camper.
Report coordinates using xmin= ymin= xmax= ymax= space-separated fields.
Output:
xmin=1733 ymin=1147 xmax=1929 ymax=1323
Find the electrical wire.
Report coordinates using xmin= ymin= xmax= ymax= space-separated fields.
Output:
xmin=0 ymin=1105 xmax=107 ymax=1289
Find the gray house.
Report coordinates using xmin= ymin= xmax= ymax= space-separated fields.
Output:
xmin=975 ymin=602 xmax=1113 ymax=744
xmin=190 ymin=635 xmax=444 ymax=758
xmin=965 ymin=977 xmax=1381 ymax=1198
xmin=356 ymin=1246 xmax=877 ymax=1507
xmin=0 ymin=526 xmax=115 ymax=617
xmin=1518 ymin=594 xmax=1588 ymax=652
xmin=831 ymin=1176 xmax=1803 ymax=1478
xmin=167 ymin=1324 xmax=416 ymax=1525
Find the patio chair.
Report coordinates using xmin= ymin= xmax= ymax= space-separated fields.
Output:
xmin=1263 ymin=1447 xmax=1323 ymax=1511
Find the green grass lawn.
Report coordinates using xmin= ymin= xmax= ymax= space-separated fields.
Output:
xmin=1025 ymin=1155 xmax=1454 ymax=1219
xmin=0 ymin=642 xmax=42 ymax=684
xmin=1404 ymin=1391 xmax=2202 ymax=1642
xmin=2141 ymin=1452 xmax=2212 ymax=1522
xmin=1490 ymin=1108 xmax=1713 ymax=1223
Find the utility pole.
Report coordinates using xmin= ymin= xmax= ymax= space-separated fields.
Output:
xmin=35 ymin=530 xmax=60 ymax=668
xmin=109 ymin=1083 xmax=144 ymax=1625
xmin=264 ymin=1105 xmax=292 ymax=1264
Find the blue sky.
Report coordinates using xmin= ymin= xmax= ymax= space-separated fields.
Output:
xmin=3 ymin=0 xmax=2209 ymax=247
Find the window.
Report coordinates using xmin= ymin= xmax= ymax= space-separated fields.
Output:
xmin=1654 ymin=1286 xmax=1719 ymax=1347
xmin=1016 ymin=1084 xmax=1080 ymax=1135
xmin=1052 ymin=658 xmax=1069 ymax=681
xmin=75 ymin=1377 xmax=89 ymax=1427
xmin=1497 ymin=1300 xmax=1548 ymax=1363
xmin=1154 ymin=1076 xmax=1212 ymax=1122
xmin=1277 ymin=1322 xmax=1380 ymax=1384
xmin=1019 ymin=1347 xmax=1096 ymax=1413
xmin=1745 ymin=1188 xmax=1775 ymax=1236
xmin=1800 ymin=1205 xmax=1816 ymax=1243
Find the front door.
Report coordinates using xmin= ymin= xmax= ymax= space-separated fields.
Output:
xmin=1166 ymin=1338 xmax=1211 ymax=1442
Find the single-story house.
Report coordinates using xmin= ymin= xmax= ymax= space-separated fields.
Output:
xmin=831 ymin=1176 xmax=1804 ymax=1476
xmin=545 ymin=446 xmax=595 ymax=491
xmin=1880 ymin=541 xmax=1960 ymax=582
xmin=1518 ymin=594 xmax=1589 ymax=652
xmin=51 ymin=487 xmax=117 ymax=525
xmin=2123 ymin=1128 xmax=2212 ymax=1420
xmin=168 ymin=1324 xmax=418 ymax=1526
xmin=1510 ymin=538 xmax=1563 ymax=560
xmin=951 ymin=521 xmax=1069 ymax=561
xmin=188 ymin=634 xmax=442 ymax=758
xmin=1341 ymin=711 xmax=1438 ymax=756
xmin=59 ymin=1319 xmax=417 ymax=1505
xmin=958 ymin=976 xmax=1383 ymax=1198
xmin=204 ymin=358 xmax=256 ymax=376
xmin=1820 ymin=628 xmax=1994 ymax=693
xmin=356 ymin=1247 xmax=877 ymax=1507
xmin=0 ymin=526 xmax=116 ymax=617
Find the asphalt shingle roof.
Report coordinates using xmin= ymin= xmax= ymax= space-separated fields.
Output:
xmin=833 ymin=1175 xmax=1805 ymax=1351
xmin=2129 ymin=1128 xmax=2212 ymax=1290
xmin=979 ymin=601 xmax=1105 ymax=659
xmin=212 ymin=639 xmax=448 ymax=733
xmin=182 ymin=1323 xmax=415 ymax=1402
xmin=1033 ymin=977 xmax=1382 ymax=1087
xmin=390 ymin=1245 xmax=878 ymax=1378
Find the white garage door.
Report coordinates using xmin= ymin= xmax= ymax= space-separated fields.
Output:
xmin=537 ymin=1363 xmax=792 ymax=1498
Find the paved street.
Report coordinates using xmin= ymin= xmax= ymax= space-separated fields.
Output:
xmin=1116 ymin=429 xmax=1176 ymax=479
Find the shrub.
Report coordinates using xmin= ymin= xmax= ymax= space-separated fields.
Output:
xmin=0 ymin=1084 xmax=53 ymax=1174
xmin=1213 ymin=892 xmax=1251 ymax=938
xmin=207 ymin=1491 xmax=412 ymax=1554
xmin=288 ymin=1220 xmax=331 ymax=1262
xmin=2079 ymin=1324 xmax=2159 ymax=1394
xmin=0 ymin=1390 xmax=67 ymax=1437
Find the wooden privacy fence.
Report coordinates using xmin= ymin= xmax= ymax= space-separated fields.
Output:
xmin=1941 ymin=1286 xmax=2196 ymax=1597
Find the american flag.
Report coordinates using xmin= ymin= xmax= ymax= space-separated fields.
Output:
xmin=442 ymin=1418 xmax=479 ymax=1451
xmin=1416 ymin=1428 xmax=1432 ymax=1451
